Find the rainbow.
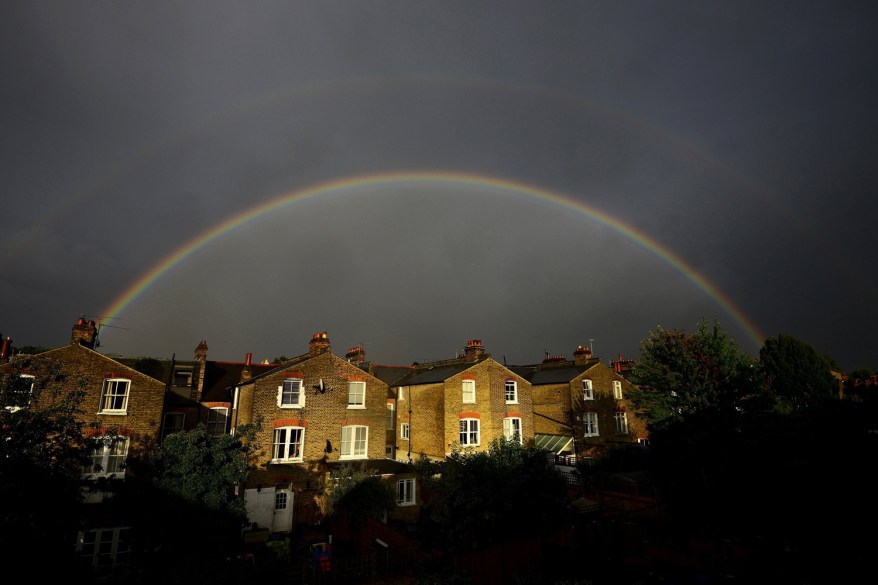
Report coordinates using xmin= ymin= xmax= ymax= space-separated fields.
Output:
xmin=101 ymin=171 xmax=765 ymax=348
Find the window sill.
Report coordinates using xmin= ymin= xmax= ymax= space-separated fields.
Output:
xmin=97 ymin=411 xmax=127 ymax=416
xmin=397 ymin=501 xmax=416 ymax=507
xmin=339 ymin=454 xmax=367 ymax=460
xmin=505 ymin=400 xmax=518 ymax=405
xmin=271 ymin=459 xmax=304 ymax=464
xmin=346 ymin=405 xmax=366 ymax=409
xmin=279 ymin=404 xmax=304 ymax=409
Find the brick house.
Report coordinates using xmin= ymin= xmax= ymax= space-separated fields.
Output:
xmin=15 ymin=319 xmax=167 ymax=574
xmin=512 ymin=344 xmax=648 ymax=462
xmin=230 ymin=332 xmax=394 ymax=533
xmin=391 ymin=339 xmax=534 ymax=461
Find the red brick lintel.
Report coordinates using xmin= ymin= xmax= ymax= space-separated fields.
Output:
xmin=458 ymin=412 xmax=480 ymax=419
xmin=273 ymin=418 xmax=307 ymax=428
xmin=85 ymin=427 xmax=132 ymax=437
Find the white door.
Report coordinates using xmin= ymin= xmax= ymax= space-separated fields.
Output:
xmin=244 ymin=487 xmax=276 ymax=531
xmin=271 ymin=488 xmax=294 ymax=533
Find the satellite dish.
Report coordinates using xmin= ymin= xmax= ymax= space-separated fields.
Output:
xmin=314 ymin=378 xmax=331 ymax=394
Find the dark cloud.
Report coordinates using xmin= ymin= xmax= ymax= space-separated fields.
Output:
xmin=2 ymin=1 xmax=877 ymax=371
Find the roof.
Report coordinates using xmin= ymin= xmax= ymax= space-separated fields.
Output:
xmin=392 ymin=361 xmax=477 ymax=386
xmin=326 ymin=458 xmax=417 ymax=476
xmin=371 ymin=365 xmax=414 ymax=387
xmin=511 ymin=360 xmax=600 ymax=385
xmin=201 ymin=360 xmax=276 ymax=401
xmin=534 ymin=433 xmax=574 ymax=454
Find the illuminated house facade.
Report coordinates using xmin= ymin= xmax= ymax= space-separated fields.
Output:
xmin=2 ymin=319 xmax=648 ymax=577
xmin=229 ymin=332 xmax=401 ymax=532
xmin=391 ymin=340 xmax=535 ymax=461
xmin=513 ymin=344 xmax=648 ymax=460
xmin=10 ymin=319 xmax=167 ymax=574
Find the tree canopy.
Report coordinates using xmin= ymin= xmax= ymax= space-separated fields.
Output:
xmin=759 ymin=333 xmax=839 ymax=413
xmin=323 ymin=461 xmax=397 ymax=533
xmin=0 ymin=356 xmax=90 ymax=578
xmin=629 ymin=319 xmax=757 ymax=428
xmin=416 ymin=438 xmax=569 ymax=552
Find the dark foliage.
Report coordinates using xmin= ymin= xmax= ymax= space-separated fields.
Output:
xmin=416 ymin=438 xmax=570 ymax=552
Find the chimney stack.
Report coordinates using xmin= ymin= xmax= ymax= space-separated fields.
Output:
xmin=1 ymin=336 xmax=11 ymax=361
xmin=71 ymin=318 xmax=98 ymax=349
xmin=464 ymin=339 xmax=485 ymax=362
xmin=345 ymin=345 xmax=366 ymax=365
xmin=573 ymin=344 xmax=593 ymax=366
xmin=309 ymin=332 xmax=331 ymax=356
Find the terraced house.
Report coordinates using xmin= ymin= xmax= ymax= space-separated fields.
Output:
xmin=9 ymin=319 xmax=167 ymax=575
xmin=230 ymin=332 xmax=401 ymax=532
xmin=391 ymin=339 xmax=535 ymax=461
xmin=2 ymin=319 xmax=649 ymax=579
xmin=513 ymin=344 xmax=648 ymax=462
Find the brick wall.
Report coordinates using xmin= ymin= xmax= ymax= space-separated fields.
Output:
xmin=28 ymin=343 xmax=165 ymax=459
xmin=239 ymin=351 xmax=389 ymax=489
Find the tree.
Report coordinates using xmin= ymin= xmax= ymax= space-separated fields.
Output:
xmin=0 ymin=356 xmax=90 ymax=578
xmin=629 ymin=319 xmax=757 ymax=428
xmin=759 ymin=333 xmax=839 ymax=413
xmin=417 ymin=438 xmax=569 ymax=552
xmin=116 ymin=423 xmax=255 ymax=576
xmin=323 ymin=461 xmax=397 ymax=534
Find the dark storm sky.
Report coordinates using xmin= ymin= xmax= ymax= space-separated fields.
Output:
xmin=2 ymin=1 xmax=876 ymax=371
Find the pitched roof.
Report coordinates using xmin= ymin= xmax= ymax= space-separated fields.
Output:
xmin=392 ymin=361 xmax=477 ymax=386
xmin=371 ymin=365 xmax=414 ymax=387
xmin=510 ymin=359 xmax=602 ymax=385
xmin=201 ymin=360 xmax=276 ymax=400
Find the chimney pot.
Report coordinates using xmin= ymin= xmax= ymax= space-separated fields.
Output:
xmin=245 ymin=353 xmax=252 ymax=366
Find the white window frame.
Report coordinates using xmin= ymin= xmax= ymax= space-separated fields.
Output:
xmin=613 ymin=380 xmax=623 ymax=400
xmin=272 ymin=426 xmax=305 ymax=463
xmin=503 ymin=417 xmax=522 ymax=444
xmin=583 ymin=412 xmax=599 ymax=437
xmin=348 ymin=381 xmax=366 ymax=409
xmin=83 ymin=436 xmax=129 ymax=478
xmin=76 ymin=527 xmax=132 ymax=573
xmin=462 ymin=379 xmax=476 ymax=404
xmin=396 ymin=478 xmax=416 ymax=506
xmin=278 ymin=378 xmax=304 ymax=408
xmin=340 ymin=425 xmax=368 ymax=459
xmin=161 ymin=412 xmax=185 ymax=441
xmin=99 ymin=378 xmax=130 ymax=414
xmin=5 ymin=374 xmax=34 ymax=412
xmin=206 ymin=406 xmax=228 ymax=435
xmin=386 ymin=402 xmax=395 ymax=430
xmin=459 ymin=418 xmax=480 ymax=446
xmin=582 ymin=379 xmax=594 ymax=401
xmin=400 ymin=422 xmax=410 ymax=440
xmin=505 ymin=380 xmax=518 ymax=404
xmin=614 ymin=411 xmax=629 ymax=434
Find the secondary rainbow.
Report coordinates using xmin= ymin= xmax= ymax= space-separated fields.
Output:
xmin=101 ymin=171 xmax=765 ymax=348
